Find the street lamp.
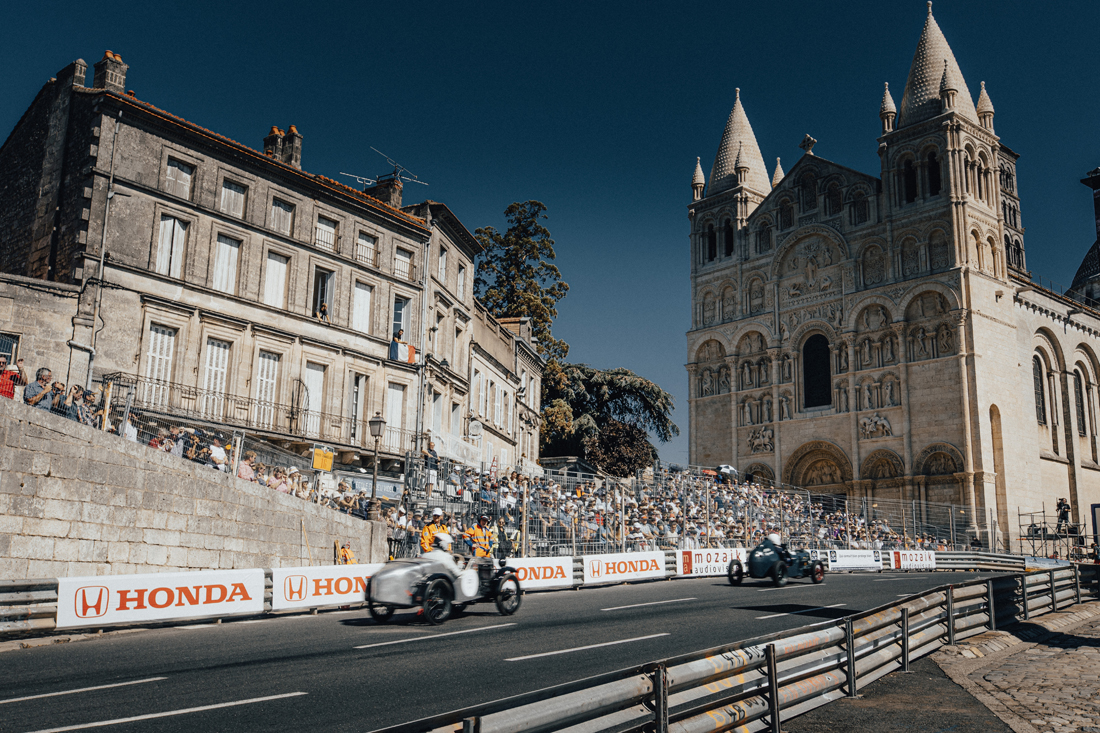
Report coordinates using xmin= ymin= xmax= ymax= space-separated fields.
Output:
xmin=367 ymin=411 xmax=386 ymax=521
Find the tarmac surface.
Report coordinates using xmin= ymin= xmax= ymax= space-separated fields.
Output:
xmin=0 ymin=570 xmax=1001 ymax=733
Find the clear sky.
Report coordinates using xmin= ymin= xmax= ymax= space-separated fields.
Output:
xmin=3 ymin=1 xmax=1098 ymax=465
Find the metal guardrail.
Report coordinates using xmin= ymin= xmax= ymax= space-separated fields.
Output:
xmin=372 ymin=565 xmax=1099 ymax=733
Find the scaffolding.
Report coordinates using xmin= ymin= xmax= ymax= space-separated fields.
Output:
xmin=1018 ymin=502 xmax=1088 ymax=561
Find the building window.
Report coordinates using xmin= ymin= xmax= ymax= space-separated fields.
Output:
xmin=824 ymin=183 xmax=842 ymax=216
xmin=263 ymin=251 xmax=288 ymax=308
xmin=438 ymin=247 xmax=447 ymax=281
xmin=353 ymin=281 xmax=372 ymax=334
xmin=202 ymin=338 xmax=231 ymax=418
xmin=802 ymin=334 xmax=832 ymax=409
xmin=255 ymin=350 xmax=280 ymax=428
xmin=211 ymin=234 xmax=240 ymax=295
xmin=156 ymin=215 xmax=187 ymax=277
xmin=349 ymin=373 xmax=367 ymax=441
xmin=315 ymin=216 xmax=337 ymax=251
xmin=706 ymin=225 xmax=717 ymax=262
xmin=144 ymin=324 xmax=176 ymax=406
xmin=928 ymin=153 xmax=942 ymax=196
xmin=472 ymin=370 xmax=482 ymax=415
xmin=312 ymin=267 xmax=334 ymax=321
xmin=722 ymin=221 xmax=734 ymax=257
xmin=755 ymin=224 xmax=771 ymax=255
xmin=1075 ymin=371 xmax=1087 ymax=436
xmin=457 ymin=265 xmax=467 ymax=299
xmin=507 ymin=391 xmax=513 ymax=433
xmin=220 ymin=180 xmax=246 ymax=218
xmin=302 ymin=362 xmax=326 ymax=436
xmin=800 ymin=174 xmax=816 ymax=211
xmin=165 ymin=159 xmax=193 ymax=199
xmin=395 ymin=248 xmax=413 ymax=280
xmin=271 ymin=198 xmax=294 ymax=235
xmin=392 ymin=295 xmax=409 ymax=337
xmin=451 ymin=402 xmax=461 ymax=436
xmin=432 ymin=390 xmax=443 ymax=436
xmin=1034 ymin=356 xmax=1047 ymax=425
xmin=0 ymin=333 xmax=20 ymax=363
xmin=480 ymin=376 xmax=489 ymax=417
xmin=385 ymin=382 xmax=406 ymax=435
xmin=779 ymin=200 xmax=793 ymax=230
xmin=902 ymin=160 xmax=917 ymax=204
xmin=356 ymin=232 xmax=377 ymax=265
xmin=848 ymin=193 xmax=869 ymax=226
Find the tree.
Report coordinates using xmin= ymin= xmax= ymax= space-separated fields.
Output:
xmin=474 ymin=201 xmax=569 ymax=362
xmin=581 ymin=420 xmax=657 ymax=478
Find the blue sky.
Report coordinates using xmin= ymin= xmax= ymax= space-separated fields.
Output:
xmin=2 ymin=1 xmax=1098 ymax=464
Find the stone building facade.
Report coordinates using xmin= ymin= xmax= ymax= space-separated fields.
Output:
xmin=0 ymin=51 xmax=541 ymax=473
xmin=686 ymin=6 xmax=1100 ymax=546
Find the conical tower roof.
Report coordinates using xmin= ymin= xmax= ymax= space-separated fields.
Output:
xmin=897 ymin=3 xmax=977 ymax=127
xmin=692 ymin=157 xmax=705 ymax=187
xmin=976 ymin=81 xmax=994 ymax=116
xmin=880 ymin=82 xmax=896 ymax=115
xmin=772 ymin=157 xmax=785 ymax=188
xmin=708 ymin=88 xmax=770 ymax=195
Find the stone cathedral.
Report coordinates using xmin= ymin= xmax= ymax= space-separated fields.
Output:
xmin=685 ymin=4 xmax=1100 ymax=547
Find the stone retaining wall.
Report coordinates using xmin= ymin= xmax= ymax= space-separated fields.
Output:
xmin=0 ymin=397 xmax=385 ymax=579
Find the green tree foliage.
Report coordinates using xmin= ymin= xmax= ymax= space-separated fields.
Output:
xmin=474 ymin=201 xmax=570 ymax=362
xmin=581 ymin=419 xmax=657 ymax=478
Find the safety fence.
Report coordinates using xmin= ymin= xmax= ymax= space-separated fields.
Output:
xmin=372 ymin=564 xmax=1100 ymax=733
xmin=1 ymin=550 xmax=1040 ymax=638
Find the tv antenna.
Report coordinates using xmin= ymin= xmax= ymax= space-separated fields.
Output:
xmin=370 ymin=147 xmax=429 ymax=186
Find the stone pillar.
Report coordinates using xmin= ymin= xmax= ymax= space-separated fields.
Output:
xmin=687 ymin=364 xmax=699 ymax=464
xmin=726 ymin=356 xmax=739 ymax=469
xmin=955 ymin=471 xmax=978 ymax=535
xmin=955 ymin=311 xmax=979 ymax=532
xmin=845 ymin=334 xmax=861 ymax=479
xmin=769 ymin=347 xmax=782 ymax=483
xmin=893 ymin=323 xmax=913 ymax=475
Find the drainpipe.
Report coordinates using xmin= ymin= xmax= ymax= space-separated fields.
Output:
xmin=413 ymin=218 xmax=434 ymax=455
xmin=85 ymin=109 xmax=121 ymax=390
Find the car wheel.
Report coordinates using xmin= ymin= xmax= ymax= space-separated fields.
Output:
xmin=368 ymin=601 xmax=394 ymax=623
xmin=422 ymin=578 xmax=453 ymax=625
xmin=772 ymin=561 xmax=789 ymax=587
xmin=727 ymin=559 xmax=744 ymax=586
xmin=811 ymin=561 xmax=826 ymax=584
xmin=494 ymin=573 xmax=522 ymax=616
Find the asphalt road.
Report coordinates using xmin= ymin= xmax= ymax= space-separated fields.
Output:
xmin=0 ymin=571 xmax=1003 ymax=733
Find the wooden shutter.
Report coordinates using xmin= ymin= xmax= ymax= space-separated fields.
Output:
xmin=220 ymin=181 xmax=246 ymax=217
xmin=212 ymin=235 xmax=240 ymax=294
xmin=264 ymin=252 xmax=288 ymax=307
xmin=256 ymin=350 xmax=280 ymax=428
xmin=144 ymin=325 xmax=176 ymax=406
xmin=353 ymin=282 xmax=372 ymax=334
xmin=202 ymin=338 xmax=231 ymax=418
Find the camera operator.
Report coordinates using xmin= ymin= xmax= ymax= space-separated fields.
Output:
xmin=1056 ymin=497 xmax=1071 ymax=533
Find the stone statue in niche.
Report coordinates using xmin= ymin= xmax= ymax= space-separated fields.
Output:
xmin=782 ymin=354 xmax=792 ymax=382
xmin=861 ymin=338 xmax=873 ymax=365
xmin=859 ymin=413 xmax=893 ymax=438
xmin=702 ymin=371 xmax=714 ymax=397
xmin=759 ymin=360 xmax=770 ymax=386
xmin=914 ymin=327 xmax=928 ymax=356
xmin=763 ymin=397 xmax=773 ymax=423
xmin=719 ymin=368 xmax=731 ymax=394
xmin=839 ymin=348 xmax=849 ymax=372
xmin=925 ymin=453 xmax=953 ymax=475
xmin=780 ymin=321 xmax=789 ymax=342
xmin=882 ymin=334 xmax=894 ymax=362
xmin=823 ymin=246 xmax=833 ymax=266
xmin=805 ymin=255 xmax=819 ymax=287
xmin=742 ymin=361 xmax=753 ymax=389
xmin=937 ymin=324 xmax=953 ymax=354
xmin=840 ymin=388 xmax=849 ymax=412
xmin=748 ymin=427 xmax=774 ymax=454
xmin=865 ymin=306 xmax=886 ymax=331
xmin=884 ymin=380 xmax=895 ymax=406
xmin=833 ymin=304 xmax=844 ymax=329
xmin=805 ymin=460 xmax=839 ymax=486
xmin=862 ymin=381 xmax=873 ymax=410
xmin=779 ymin=395 xmax=790 ymax=420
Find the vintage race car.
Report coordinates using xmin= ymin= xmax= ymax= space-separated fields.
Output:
xmin=727 ymin=541 xmax=825 ymax=587
xmin=366 ymin=555 xmax=521 ymax=625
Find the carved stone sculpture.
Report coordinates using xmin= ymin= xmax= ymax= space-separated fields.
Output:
xmin=702 ymin=371 xmax=714 ymax=397
xmin=859 ymin=413 xmax=893 ymax=439
xmin=719 ymin=367 xmax=731 ymax=394
xmin=884 ymin=380 xmax=895 ymax=406
xmin=937 ymin=324 xmax=953 ymax=354
xmin=862 ymin=381 xmax=873 ymax=410
xmin=779 ymin=395 xmax=790 ymax=420
xmin=748 ymin=427 xmax=774 ymax=454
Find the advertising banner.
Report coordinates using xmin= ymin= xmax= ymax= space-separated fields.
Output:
xmin=676 ymin=548 xmax=748 ymax=577
xmin=888 ymin=550 xmax=937 ymax=570
xmin=57 ymin=569 xmax=265 ymax=629
xmin=582 ymin=551 xmax=666 ymax=585
xmin=503 ymin=557 xmax=574 ymax=589
xmin=271 ymin=564 xmax=385 ymax=610
xmin=810 ymin=549 xmax=882 ymax=572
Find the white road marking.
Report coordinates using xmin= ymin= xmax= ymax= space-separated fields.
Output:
xmin=177 ymin=624 xmax=215 ymax=629
xmin=22 ymin=692 xmax=307 ymax=732
xmin=354 ymin=623 xmax=516 ymax=649
xmin=601 ymin=598 xmax=696 ymax=612
xmin=505 ymin=633 xmax=670 ymax=662
xmin=755 ymin=603 xmax=846 ymax=620
xmin=756 ymin=584 xmax=818 ymax=592
xmin=873 ymin=578 xmax=910 ymax=582
xmin=0 ymin=678 xmax=167 ymax=706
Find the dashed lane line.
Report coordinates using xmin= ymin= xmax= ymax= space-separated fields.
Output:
xmin=21 ymin=692 xmax=308 ymax=732
xmin=354 ymin=623 xmax=517 ymax=650
xmin=755 ymin=603 xmax=846 ymax=620
xmin=601 ymin=598 xmax=697 ymax=612
xmin=1 ymin=678 xmax=167 ymax=706
xmin=505 ymin=633 xmax=670 ymax=662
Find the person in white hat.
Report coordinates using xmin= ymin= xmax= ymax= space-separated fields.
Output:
xmin=420 ymin=507 xmax=447 ymax=553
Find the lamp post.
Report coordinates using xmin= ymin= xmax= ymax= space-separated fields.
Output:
xmin=367 ymin=411 xmax=386 ymax=521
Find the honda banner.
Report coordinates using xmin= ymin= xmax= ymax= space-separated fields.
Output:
xmin=810 ymin=549 xmax=883 ymax=572
xmin=57 ymin=569 xmax=265 ymax=629
xmin=676 ymin=547 xmax=748 ymax=577
xmin=271 ymin=564 xmax=385 ymax=610
xmin=888 ymin=550 xmax=936 ymax=570
xmin=504 ymin=557 xmax=573 ymax=590
xmin=583 ymin=551 xmax=666 ymax=585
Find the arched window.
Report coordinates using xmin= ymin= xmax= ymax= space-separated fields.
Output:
xmin=802 ymin=334 xmax=832 ymax=409
xmin=927 ymin=152 xmax=941 ymax=196
xmin=964 ymin=155 xmax=973 ymax=195
xmin=976 ymin=164 xmax=985 ymax=201
xmin=848 ymin=192 xmax=869 ymax=226
xmin=706 ymin=224 xmax=717 ymax=261
xmin=1075 ymin=370 xmax=1088 ymax=436
xmin=755 ymin=224 xmax=771 ymax=255
xmin=1034 ymin=356 xmax=1047 ymax=425
xmin=902 ymin=160 xmax=917 ymax=204
xmin=723 ymin=220 xmax=734 ymax=257
xmin=779 ymin=200 xmax=794 ymax=230
xmin=800 ymin=174 xmax=817 ymax=211
xmin=824 ymin=183 xmax=843 ymax=217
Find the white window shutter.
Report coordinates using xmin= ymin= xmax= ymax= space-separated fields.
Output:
xmin=353 ymin=282 xmax=372 ymax=334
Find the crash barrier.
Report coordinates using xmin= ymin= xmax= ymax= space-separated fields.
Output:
xmin=372 ymin=565 xmax=1100 ymax=733
xmin=0 ymin=550 xmax=1050 ymax=637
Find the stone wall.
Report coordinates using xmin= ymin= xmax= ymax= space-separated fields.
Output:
xmin=0 ymin=397 xmax=386 ymax=580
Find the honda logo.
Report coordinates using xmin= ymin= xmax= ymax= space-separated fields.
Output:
xmin=75 ymin=586 xmax=109 ymax=619
xmin=284 ymin=576 xmax=306 ymax=602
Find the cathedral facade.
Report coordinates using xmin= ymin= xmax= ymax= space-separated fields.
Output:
xmin=686 ymin=5 xmax=1100 ymax=547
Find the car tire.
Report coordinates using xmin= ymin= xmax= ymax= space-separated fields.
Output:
xmin=368 ymin=601 xmax=394 ymax=623
xmin=727 ymin=559 xmax=744 ymax=586
xmin=422 ymin=578 xmax=453 ymax=625
xmin=494 ymin=572 xmax=522 ymax=616
xmin=811 ymin=561 xmax=826 ymax=584
xmin=772 ymin=561 xmax=789 ymax=587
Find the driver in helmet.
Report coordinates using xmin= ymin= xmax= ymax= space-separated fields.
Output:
xmin=764 ymin=532 xmax=794 ymax=565
xmin=464 ymin=514 xmax=494 ymax=558
xmin=423 ymin=532 xmax=463 ymax=579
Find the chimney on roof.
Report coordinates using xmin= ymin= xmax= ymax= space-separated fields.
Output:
xmin=92 ymin=50 xmax=128 ymax=93
xmin=363 ymin=171 xmax=403 ymax=208
xmin=284 ymin=125 xmax=302 ymax=169
xmin=263 ymin=126 xmax=284 ymax=158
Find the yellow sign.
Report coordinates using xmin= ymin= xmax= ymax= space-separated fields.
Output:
xmin=311 ymin=446 xmax=334 ymax=472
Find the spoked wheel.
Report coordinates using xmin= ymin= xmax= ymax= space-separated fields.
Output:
xmin=727 ymin=559 xmax=744 ymax=586
xmin=422 ymin=579 xmax=453 ymax=625
xmin=811 ymin=561 xmax=826 ymax=584
xmin=494 ymin=573 xmax=522 ymax=616
xmin=368 ymin=601 xmax=395 ymax=623
xmin=772 ymin=561 xmax=789 ymax=587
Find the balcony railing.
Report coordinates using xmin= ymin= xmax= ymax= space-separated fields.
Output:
xmin=101 ymin=372 xmax=415 ymax=455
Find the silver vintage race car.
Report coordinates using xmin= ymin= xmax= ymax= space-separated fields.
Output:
xmin=367 ymin=554 xmax=522 ymax=625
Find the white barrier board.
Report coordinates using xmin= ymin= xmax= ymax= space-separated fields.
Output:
xmin=57 ymin=569 xmax=265 ymax=629
xmin=583 ymin=551 xmax=665 ymax=584
xmin=888 ymin=550 xmax=936 ymax=570
xmin=504 ymin=557 xmax=573 ymax=589
xmin=676 ymin=548 xmax=748 ymax=577
xmin=271 ymin=564 xmax=385 ymax=610
xmin=811 ymin=549 xmax=882 ymax=571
